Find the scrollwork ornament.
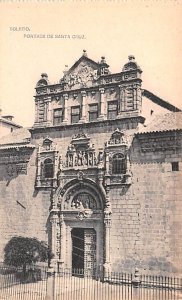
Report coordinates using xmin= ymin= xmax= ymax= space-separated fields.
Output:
xmin=77 ymin=171 xmax=84 ymax=181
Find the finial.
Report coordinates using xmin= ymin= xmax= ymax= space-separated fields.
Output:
xmin=101 ymin=56 xmax=106 ymax=63
xmin=41 ymin=73 xmax=48 ymax=78
xmin=128 ymin=55 xmax=135 ymax=61
xmin=63 ymin=65 xmax=69 ymax=76
xmin=82 ymin=49 xmax=87 ymax=57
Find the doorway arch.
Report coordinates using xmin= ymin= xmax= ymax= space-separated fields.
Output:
xmin=58 ymin=179 xmax=105 ymax=276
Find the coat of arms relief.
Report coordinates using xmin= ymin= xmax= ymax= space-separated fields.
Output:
xmin=64 ymin=62 xmax=98 ymax=89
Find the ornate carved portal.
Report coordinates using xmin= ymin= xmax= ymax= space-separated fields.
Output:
xmin=50 ymin=180 xmax=111 ymax=278
xmin=64 ymin=133 xmax=97 ymax=169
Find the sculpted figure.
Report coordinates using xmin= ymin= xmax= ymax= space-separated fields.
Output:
xmin=77 ymin=151 xmax=82 ymax=166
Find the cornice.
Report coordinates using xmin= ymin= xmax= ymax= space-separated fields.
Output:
xmin=34 ymin=77 xmax=142 ymax=98
xmin=30 ymin=115 xmax=145 ymax=135
xmin=136 ymin=128 xmax=182 ymax=138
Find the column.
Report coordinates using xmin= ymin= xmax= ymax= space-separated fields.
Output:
xmin=36 ymin=151 xmax=41 ymax=186
xmin=106 ymin=152 xmax=110 ymax=175
xmin=98 ymin=88 xmax=105 ymax=120
xmin=59 ymin=213 xmax=66 ymax=269
xmin=53 ymin=151 xmax=59 ymax=188
xmin=104 ymin=210 xmax=111 ymax=278
xmin=62 ymin=93 xmax=69 ymax=124
xmin=80 ymin=90 xmax=87 ymax=122
xmin=50 ymin=211 xmax=59 ymax=270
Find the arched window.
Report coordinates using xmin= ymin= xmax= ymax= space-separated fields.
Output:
xmin=112 ymin=153 xmax=126 ymax=174
xmin=43 ymin=158 xmax=54 ymax=179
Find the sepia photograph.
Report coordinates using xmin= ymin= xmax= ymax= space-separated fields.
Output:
xmin=0 ymin=1 xmax=182 ymax=299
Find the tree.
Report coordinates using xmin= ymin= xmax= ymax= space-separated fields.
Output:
xmin=4 ymin=236 xmax=52 ymax=275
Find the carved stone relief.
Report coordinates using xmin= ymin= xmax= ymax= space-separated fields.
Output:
xmin=64 ymin=63 xmax=98 ymax=89
xmin=64 ymin=133 xmax=97 ymax=169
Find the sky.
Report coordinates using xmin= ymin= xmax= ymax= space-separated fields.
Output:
xmin=0 ymin=1 xmax=182 ymax=127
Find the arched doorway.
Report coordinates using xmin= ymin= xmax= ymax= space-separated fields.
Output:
xmin=57 ymin=180 xmax=104 ymax=277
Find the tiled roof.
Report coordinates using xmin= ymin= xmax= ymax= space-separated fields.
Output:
xmin=0 ymin=116 xmax=22 ymax=128
xmin=137 ymin=112 xmax=182 ymax=134
xmin=0 ymin=128 xmax=34 ymax=149
xmin=142 ymin=90 xmax=181 ymax=112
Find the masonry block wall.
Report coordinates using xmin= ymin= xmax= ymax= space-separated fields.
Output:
xmin=0 ymin=150 xmax=51 ymax=261
xmin=108 ymin=131 xmax=182 ymax=275
xmin=0 ymin=122 xmax=181 ymax=276
xmin=109 ymin=162 xmax=182 ymax=275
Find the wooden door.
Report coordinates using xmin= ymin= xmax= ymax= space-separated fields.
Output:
xmin=84 ymin=229 xmax=96 ymax=277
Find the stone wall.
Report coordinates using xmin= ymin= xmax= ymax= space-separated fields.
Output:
xmin=0 ymin=121 xmax=181 ymax=276
xmin=0 ymin=150 xmax=51 ymax=261
xmin=109 ymin=132 xmax=182 ymax=275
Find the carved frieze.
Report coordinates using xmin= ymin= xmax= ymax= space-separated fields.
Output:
xmin=63 ymin=133 xmax=97 ymax=170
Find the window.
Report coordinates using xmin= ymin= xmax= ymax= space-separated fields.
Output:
xmin=89 ymin=104 xmax=98 ymax=122
xmin=171 ymin=162 xmax=179 ymax=172
xmin=71 ymin=106 xmax=80 ymax=124
xmin=112 ymin=153 xmax=126 ymax=174
xmin=43 ymin=158 xmax=54 ymax=178
xmin=53 ymin=108 xmax=63 ymax=125
xmin=108 ymin=101 xmax=118 ymax=119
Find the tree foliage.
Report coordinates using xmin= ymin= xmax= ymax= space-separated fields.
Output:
xmin=4 ymin=236 xmax=52 ymax=269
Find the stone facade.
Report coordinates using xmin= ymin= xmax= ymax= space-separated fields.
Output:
xmin=0 ymin=51 xmax=181 ymax=277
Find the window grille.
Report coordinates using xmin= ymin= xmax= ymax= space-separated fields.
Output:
xmin=112 ymin=153 xmax=126 ymax=174
xmin=43 ymin=158 xmax=54 ymax=178
xmin=71 ymin=106 xmax=80 ymax=124
xmin=89 ymin=104 xmax=98 ymax=122
xmin=53 ymin=108 xmax=63 ymax=125
xmin=108 ymin=101 xmax=118 ymax=119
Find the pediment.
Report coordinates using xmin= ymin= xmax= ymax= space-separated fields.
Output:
xmin=64 ymin=56 xmax=100 ymax=89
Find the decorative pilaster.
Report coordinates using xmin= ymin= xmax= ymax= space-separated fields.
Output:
xmin=62 ymin=93 xmax=69 ymax=124
xmin=43 ymin=102 xmax=48 ymax=122
xmin=35 ymin=100 xmax=39 ymax=123
xmin=36 ymin=151 xmax=41 ymax=186
xmin=59 ymin=213 xmax=66 ymax=268
xmin=105 ymin=151 xmax=110 ymax=175
xmin=79 ymin=90 xmax=87 ymax=123
xmin=104 ymin=207 xmax=112 ymax=278
xmin=136 ymin=84 xmax=142 ymax=112
xmin=133 ymin=85 xmax=137 ymax=110
xmin=125 ymin=154 xmax=132 ymax=184
xmin=50 ymin=210 xmax=60 ymax=269
xmin=98 ymin=88 xmax=106 ymax=120
xmin=53 ymin=151 xmax=59 ymax=188
xmin=118 ymin=85 xmax=126 ymax=113
xmin=45 ymin=97 xmax=52 ymax=125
